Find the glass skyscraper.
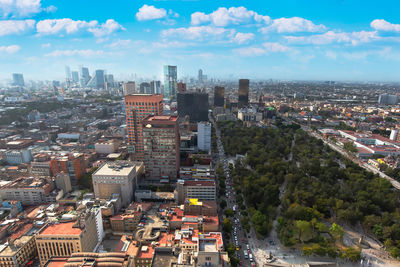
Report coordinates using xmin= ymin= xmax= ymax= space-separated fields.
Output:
xmin=163 ymin=65 xmax=177 ymax=100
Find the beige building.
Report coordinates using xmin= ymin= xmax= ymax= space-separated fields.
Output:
xmin=92 ymin=161 xmax=144 ymax=207
xmin=176 ymin=180 xmax=216 ymax=204
xmin=36 ymin=214 xmax=98 ymax=266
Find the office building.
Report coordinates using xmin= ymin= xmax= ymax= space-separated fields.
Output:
xmin=0 ymin=177 xmax=54 ymax=205
xmin=139 ymin=82 xmax=151 ymax=94
xmin=163 ymin=65 xmax=177 ymax=100
xmin=150 ymin=80 xmax=161 ymax=94
xmin=177 ymin=92 xmax=209 ymax=123
xmin=124 ymin=94 xmax=163 ymax=159
xmin=87 ymin=69 xmax=105 ymax=89
xmin=177 ymin=180 xmax=216 ymax=204
xmin=79 ymin=66 xmax=90 ymax=87
xmin=65 ymin=66 xmax=71 ymax=81
xmin=198 ymin=122 xmax=211 ymax=152
xmin=142 ymin=116 xmax=180 ymax=182
xmin=106 ymin=74 xmax=114 ymax=84
xmin=238 ymin=79 xmax=249 ymax=108
xmin=55 ymin=172 xmax=72 ymax=194
xmin=214 ymin=86 xmax=224 ymax=107
xmin=378 ymin=93 xmax=398 ymax=105
xmin=12 ymin=73 xmax=25 ymax=87
xmin=92 ymin=161 xmax=144 ymax=206
xmin=177 ymin=82 xmax=187 ymax=93
xmin=123 ymin=81 xmax=136 ymax=95
xmin=198 ymin=69 xmax=203 ymax=83
xmin=71 ymin=71 xmax=79 ymax=83
xmin=50 ymin=153 xmax=86 ymax=186
xmin=36 ymin=213 xmax=99 ymax=266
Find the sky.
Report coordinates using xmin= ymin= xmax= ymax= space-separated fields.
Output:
xmin=1 ymin=0 xmax=400 ymax=82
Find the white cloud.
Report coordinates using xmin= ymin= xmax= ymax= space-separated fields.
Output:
xmin=0 ymin=0 xmax=53 ymax=17
xmin=136 ymin=4 xmax=167 ymax=21
xmin=41 ymin=43 xmax=51 ymax=48
xmin=0 ymin=19 xmax=35 ymax=36
xmin=263 ymin=42 xmax=289 ymax=52
xmin=36 ymin=19 xmax=98 ymax=35
xmin=152 ymin=41 xmax=192 ymax=48
xmin=0 ymin=44 xmax=20 ymax=53
xmin=260 ymin=17 xmax=326 ymax=33
xmin=161 ymin=26 xmax=233 ymax=40
xmin=36 ymin=18 xmax=123 ymax=37
xmin=370 ymin=19 xmax=400 ymax=32
xmin=232 ymin=32 xmax=254 ymax=44
xmin=191 ymin=6 xmax=270 ymax=26
xmin=88 ymin=19 xmax=124 ymax=37
xmin=45 ymin=49 xmax=104 ymax=57
xmin=285 ymin=30 xmax=378 ymax=45
xmin=106 ymin=39 xmax=131 ymax=48
xmin=233 ymin=42 xmax=289 ymax=56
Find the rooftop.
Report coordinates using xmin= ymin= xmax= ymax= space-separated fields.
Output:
xmin=39 ymin=222 xmax=82 ymax=236
xmin=93 ymin=161 xmax=142 ymax=177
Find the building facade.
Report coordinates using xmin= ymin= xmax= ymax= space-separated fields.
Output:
xmin=92 ymin=161 xmax=144 ymax=206
xmin=142 ymin=116 xmax=180 ymax=182
xmin=163 ymin=65 xmax=177 ymax=100
xmin=177 ymin=92 xmax=209 ymax=123
xmin=123 ymin=81 xmax=136 ymax=95
xmin=198 ymin=122 xmax=211 ymax=152
xmin=176 ymin=180 xmax=216 ymax=204
xmin=238 ymin=79 xmax=249 ymax=108
xmin=214 ymin=86 xmax=225 ymax=107
xmin=124 ymin=94 xmax=163 ymax=159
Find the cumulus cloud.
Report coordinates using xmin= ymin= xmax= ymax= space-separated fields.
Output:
xmin=0 ymin=44 xmax=20 ymax=53
xmin=370 ymin=19 xmax=400 ymax=32
xmin=0 ymin=19 xmax=35 ymax=36
xmin=232 ymin=32 xmax=255 ymax=44
xmin=88 ymin=19 xmax=124 ymax=37
xmin=106 ymin=39 xmax=132 ymax=48
xmin=45 ymin=49 xmax=104 ymax=57
xmin=0 ymin=0 xmax=54 ymax=18
xmin=233 ymin=42 xmax=289 ymax=56
xmin=285 ymin=30 xmax=378 ymax=45
xmin=260 ymin=17 xmax=326 ymax=33
xmin=161 ymin=26 xmax=234 ymax=40
xmin=136 ymin=5 xmax=167 ymax=21
xmin=36 ymin=18 xmax=123 ymax=37
xmin=191 ymin=6 xmax=270 ymax=26
xmin=41 ymin=43 xmax=51 ymax=48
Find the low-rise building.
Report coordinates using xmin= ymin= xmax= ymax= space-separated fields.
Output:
xmin=176 ymin=180 xmax=216 ymax=205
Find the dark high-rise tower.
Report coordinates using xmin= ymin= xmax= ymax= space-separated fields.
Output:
xmin=177 ymin=92 xmax=209 ymax=123
xmin=238 ymin=79 xmax=249 ymax=108
xmin=214 ymin=86 xmax=225 ymax=107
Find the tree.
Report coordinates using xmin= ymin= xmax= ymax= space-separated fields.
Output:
xmin=294 ymin=220 xmax=312 ymax=243
xmin=224 ymin=209 xmax=234 ymax=217
xmin=223 ymin=218 xmax=233 ymax=233
xmin=343 ymin=247 xmax=361 ymax=262
xmin=329 ymin=223 xmax=344 ymax=242
xmin=343 ymin=142 xmax=357 ymax=153
xmin=302 ymin=246 xmax=313 ymax=256
xmin=220 ymin=199 xmax=227 ymax=209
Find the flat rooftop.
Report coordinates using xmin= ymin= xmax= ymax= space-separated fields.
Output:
xmin=39 ymin=222 xmax=82 ymax=236
xmin=93 ymin=161 xmax=142 ymax=176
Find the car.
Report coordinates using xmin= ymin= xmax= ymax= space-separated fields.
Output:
xmin=246 ymin=244 xmax=250 ymax=250
xmin=236 ymin=246 xmax=239 ymax=251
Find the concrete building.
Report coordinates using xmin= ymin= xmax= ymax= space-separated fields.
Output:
xmin=150 ymin=80 xmax=161 ymax=94
xmin=124 ymin=94 xmax=163 ymax=159
xmin=238 ymin=79 xmax=249 ymax=108
xmin=55 ymin=172 xmax=72 ymax=194
xmin=214 ymin=86 xmax=225 ymax=107
xmin=176 ymin=180 xmax=216 ymax=204
xmin=12 ymin=73 xmax=24 ymax=87
xmin=36 ymin=213 xmax=99 ymax=266
xmin=197 ymin=122 xmax=211 ymax=152
xmin=139 ymin=82 xmax=151 ymax=94
xmin=123 ymin=81 xmax=136 ymax=95
xmin=50 ymin=153 xmax=86 ymax=186
xmin=237 ymin=107 xmax=262 ymax=122
xmin=378 ymin=93 xmax=398 ymax=105
xmin=142 ymin=116 xmax=180 ymax=183
xmin=2 ymin=149 xmax=32 ymax=165
xmin=94 ymin=140 xmax=120 ymax=154
xmin=92 ymin=161 xmax=144 ymax=207
xmin=0 ymin=177 xmax=54 ymax=205
xmin=177 ymin=82 xmax=187 ymax=93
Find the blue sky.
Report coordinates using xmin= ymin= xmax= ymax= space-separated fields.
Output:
xmin=1 ymin=0 xmax=400 ymax=82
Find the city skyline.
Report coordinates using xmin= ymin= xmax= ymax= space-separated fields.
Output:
xmin=1 ymin=0 xmax=400 ymax=82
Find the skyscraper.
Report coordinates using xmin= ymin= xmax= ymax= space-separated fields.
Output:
xmin=124 ymin=94 xmax=164 ymax=160
xmin=163 ymin=65 xmax=177 ymax=100
xmin=65 ymin=66 xmax=71 ymax=81
xmin=79 ymin=66 xmax=90 ymax=87
xmin=177 ymin=92 xmax=209 ymax=123
xmin=198 ymin=69 xmax=203 ymax=83
xmin=150 ymin=80 xmax=161 ymax=94
xmin=142 ymin=115 xmax=180 ymax=182
xmin=87 ymin=70 xmax=105 ymax=89
xmin=140 ymin=82 xmax=151 ymax=94
xmin=214 ymin=86 xmax=225 ymax=107
xmin=123 ymin=82 xmax=136 ymax=95
xmin=198 ymin=122 xmax=211 ymax=152
xmin=238 ymin=79 xmax=249 ymax=108
xmin=71 ymin=71 xmax=79 ymax=83
xmin=12 ymin=73 xmax=24 ymax=87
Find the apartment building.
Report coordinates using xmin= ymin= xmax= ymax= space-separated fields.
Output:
xmin=176 ymin=180 xmax=216 ymax=204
